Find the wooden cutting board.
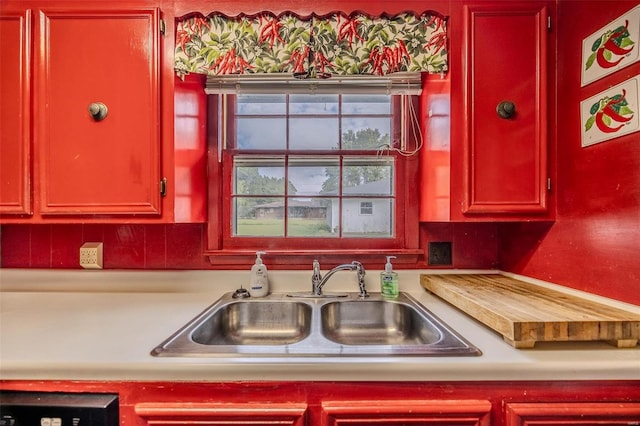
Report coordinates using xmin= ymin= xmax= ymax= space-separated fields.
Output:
xmin=420 ymin=274 xmax=640 ymax=349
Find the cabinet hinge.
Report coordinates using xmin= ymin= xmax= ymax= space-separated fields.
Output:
xmin=160 ymin=19 xmax=166 ymax=36
xmin=547 ymin=178 xmax=552 ymax=191
xmin=160 ymin=177 xmax=167 ymax=197
xmin=547 ymin=16 xmax=552 ymax=31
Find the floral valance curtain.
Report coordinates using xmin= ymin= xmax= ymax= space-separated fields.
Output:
xmin=175 ymin=11 xmax=448 ymax=78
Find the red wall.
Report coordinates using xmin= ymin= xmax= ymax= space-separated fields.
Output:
xmin=2 ymin=1 xmax=639 ymax=306
xmin=0 ymin=0 xmax=499 ymax=272
xmin=499 ymin=0 xmax=640 ymax=305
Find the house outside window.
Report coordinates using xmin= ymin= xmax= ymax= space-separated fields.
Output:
xmin=360 ymin=201 xmax=374 ymax=215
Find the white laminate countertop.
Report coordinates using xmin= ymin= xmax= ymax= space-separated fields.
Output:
xmin=0 ymin=268 xmax=639 ymax=382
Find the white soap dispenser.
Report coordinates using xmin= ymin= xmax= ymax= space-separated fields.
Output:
xmin=380 ymin=255 xmax=399 ymax=299
xmin=249 ymin=251 xmax=269 ymax=297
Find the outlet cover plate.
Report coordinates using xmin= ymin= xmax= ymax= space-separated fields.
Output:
xmin=80 ymin=242 xmax=103 ymax=269
xmin=428 ymin=242 xmax=452 ymax=266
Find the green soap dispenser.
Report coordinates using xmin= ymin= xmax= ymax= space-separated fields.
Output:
xmin=380 ymin=255 xmax=399 ymax=299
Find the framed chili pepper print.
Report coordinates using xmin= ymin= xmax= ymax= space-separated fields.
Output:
xmin=580 ymin=76 xmax=639 ymax=147
xmin=581 ymin=5 xmax=639 ymax=87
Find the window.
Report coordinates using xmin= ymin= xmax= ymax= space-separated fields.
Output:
xmin=207 ymin=91 xmax=421 ymax=259
xmin=231 ymin=93 xmax=395 ymax=239
xmin=360 ymin=202 xmax=374 ymax=216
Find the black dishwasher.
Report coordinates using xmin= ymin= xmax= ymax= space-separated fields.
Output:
xmin=0 ymin=391 xmax=118 ymax=426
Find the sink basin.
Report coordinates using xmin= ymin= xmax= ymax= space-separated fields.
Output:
xmin=191 ymin=301 xmax=312 ymax=345
xmin=321 ymin=300 xmax=442 ymax=346
xmin=152 ymin=293 xmax=480 ymax=357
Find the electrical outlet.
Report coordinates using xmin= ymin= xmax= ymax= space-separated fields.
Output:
xmin=80 ymin=242 xmax=103 ymax=269
xmin=428 ymin=241 xmax=452 ymax=266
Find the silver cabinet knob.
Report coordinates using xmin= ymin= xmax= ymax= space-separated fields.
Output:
xmin=88 ymin=102 xmax=108 ymax=121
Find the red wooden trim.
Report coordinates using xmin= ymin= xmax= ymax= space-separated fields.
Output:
xmin=174 ymin=1 xmax=452 ymax=21
xmin=321 ymin=399 xmax=492 ymax=426
xmin=205 ymin=248 xmax=421 ymax=268
xmin=207 ymin=93 xmax=420 ymax=260
xmin=173 ymin=73 xmax=207 ymax=223
xmin=505 ymin=402 xmax=640 ymax=425
xmin=206 ymin=94 xmax=223 ymax=249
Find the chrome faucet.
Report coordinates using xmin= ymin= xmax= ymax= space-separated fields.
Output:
xmin=311 ymin=260 xmax=368 ymax=298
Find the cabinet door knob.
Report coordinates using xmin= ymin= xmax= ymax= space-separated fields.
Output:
xmin=496 ymin=101 xmax=516 ymax=119
xmin=88 ymin=102 xmax=108 ymax=121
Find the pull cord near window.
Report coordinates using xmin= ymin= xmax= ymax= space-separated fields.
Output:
xmin=377 ymin=94 xmax=423 ymax=158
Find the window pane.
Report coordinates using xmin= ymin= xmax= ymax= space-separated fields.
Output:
xmin=288 ymin=156 xmax=339 ymax=196
xmin=287 ymin=198 xmax=336 ymax=237
xmin=290 ymin=94 xmax=338 ymax=114
xmin=290 ymin=117 xmax=339 ymax=150
xmin=342 ymin=94 xmax=391 ymax=114
xmin=237 ymin=94 xmax=286 ymax=115
xmin=360 ymin=201 xmax=373 ymax=215
xmin=343 ymin=157 xmax=393 ymax=196
xmin=234 ymin=197 xmax=285 ymax=236
xmin=342 ymin=117 xmax=391 ymax=150
xmin=234 ymin=157 xmax=285 ymax=195
xmin=237 ymin=118 xmax=286 ymax=150
xmin=342 ymin=198 xmax=394 ymax=237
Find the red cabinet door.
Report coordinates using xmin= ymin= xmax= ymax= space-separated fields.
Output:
xmin=505 ymin=402 xmax=640 ymax=425
xmin=0 ymin=9 xmax=31 ymax=215
xmin=463 ymin=3 xmax=549 ymax=214
xmin=321 ymin=399 xmax=492 ymax=425
xmin=35 ymin=8 xmax=162 ymax=215
xmin=134 ymin=402 xmax=308 ymax=426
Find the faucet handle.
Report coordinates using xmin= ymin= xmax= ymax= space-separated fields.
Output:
xmin=311 ymin=260 xmax=322 ymax=293
xmin=352 ymin=261 xmax=369 ymax=298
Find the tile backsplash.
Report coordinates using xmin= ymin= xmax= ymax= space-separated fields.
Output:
xmin=1 ymin=222 xmax=498 ymax=270
xmin=0 ymin=224 xmax=206 ymax=269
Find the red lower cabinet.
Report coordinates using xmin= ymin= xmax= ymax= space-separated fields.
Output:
xmin=134 ymin=402 xmax=307 ymax=426
xmin=321 ymin=399 xmax=491 ymax=425
xmin=1 ymin=381 xmax=639 ymax=426
xmin=505 ymin=402 xmax=640 ymax=425
xmin=132 ymin=397 xmax=640 ymax=426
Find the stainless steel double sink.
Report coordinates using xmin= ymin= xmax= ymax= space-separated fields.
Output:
xmin=151 ymin=292 xmax=481 ymax=357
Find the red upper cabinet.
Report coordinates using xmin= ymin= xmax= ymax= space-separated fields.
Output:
xmin=423 ymin=1 xmax=555 ymax=222
xmin=0 ymin=9 xmax=31 ymax=215
xmin=462 ymin=3 xmax=550 ymax=216
xmin=35 ymin=8 xmax=162 ymax=216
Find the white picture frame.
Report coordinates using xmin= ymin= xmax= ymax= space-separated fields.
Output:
xmin=581 ymin=5 xmax=640 ymax=87
xmin=580 ymin=76 xmax=639 ymax=147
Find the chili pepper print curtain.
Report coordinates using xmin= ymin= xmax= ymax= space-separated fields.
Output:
xmin=175 ymin=11 xmax=448 ymax=77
